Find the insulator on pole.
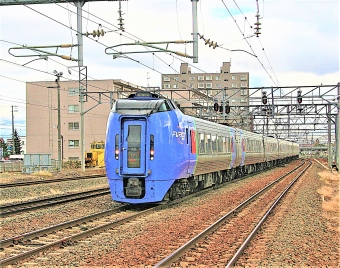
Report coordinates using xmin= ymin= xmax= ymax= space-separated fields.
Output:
xmin=61 ymin=55 xmax=77 ymax=61
xmin=60 ymin=44 xmax=73 ymax=48
xmin=175 ymin=51 xmax=191 ymax=58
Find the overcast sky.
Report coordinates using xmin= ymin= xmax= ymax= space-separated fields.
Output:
xmin=0 ymin=0 xmax=339 ymax=139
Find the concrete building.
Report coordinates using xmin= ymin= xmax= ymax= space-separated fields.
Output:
xmin=26 ymin=79 xmax=142 ymax=162
xmin=161 ymin=62 xmax=252 ymax=130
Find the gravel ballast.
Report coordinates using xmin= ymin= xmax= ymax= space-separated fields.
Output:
xmin=1 ymin=160 xmax=339 ymax=266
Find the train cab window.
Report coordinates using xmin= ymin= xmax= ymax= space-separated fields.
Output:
xmin=158 ymin=100 xmax=172 ymax=112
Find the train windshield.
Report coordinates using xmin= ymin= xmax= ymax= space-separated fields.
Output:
xmin=113 ymin=99 xmax=173 ymax=115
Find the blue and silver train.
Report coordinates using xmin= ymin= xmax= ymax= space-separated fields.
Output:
xmin=105 ymin=92 xmax=300 ymax=204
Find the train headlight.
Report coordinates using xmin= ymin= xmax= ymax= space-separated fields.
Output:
xmin=150 ymin=135 xmax=154 ymax=160
xmin=115 ymin=134 xmax=119 ymax=160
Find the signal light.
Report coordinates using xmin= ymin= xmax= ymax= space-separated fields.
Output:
xmin=213 ymin=102 xmax=219 ymax=112
xmin=262 ymin=91 xmax=267 ymax=105
xmin=225 ymin=101 xmax=230 ymax=114
xmin=297 ymin=90 xmax=302 ymax=104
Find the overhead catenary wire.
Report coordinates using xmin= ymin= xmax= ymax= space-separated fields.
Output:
xmin=228 ymin=0 xmax=280 ymax=86
xmin=4 ymin=4 xmax=200 ymax=101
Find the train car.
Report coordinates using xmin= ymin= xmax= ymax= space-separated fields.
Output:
xmin=105 ymin=92 xmax=299 ymax=204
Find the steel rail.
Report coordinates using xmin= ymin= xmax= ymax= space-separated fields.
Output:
xmin=0 ymin=177 xmax=237 ymax=266
xmin=0 ymin=205 xmax=139 ymax=266
xmin=0 ymin=205 xmax=130 ymax=249
xmin=0 ymin=187 xmax=110 ymax=216
xmin=154 ymin=160 xmax=305 ymax=267
xmin=0 ymin=174 xmax=106 ymax=188
xmin=226 ymin=160 xmax=312 ymax=267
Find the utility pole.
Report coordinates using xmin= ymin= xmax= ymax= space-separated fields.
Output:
xmin=336 ymin=83 xmax=340 ymax=170
xmin=76 ymin=1 xmax=86 ymax=172
xmin=56 ymin=73 xmax=62 ymax=171
xmin=11 ymin=105 xmax=17 ymax=154
xmin=48 ymin=71 xmax=63 ymax=170
xmin=192 ymin=0 xmax=199 ymax=63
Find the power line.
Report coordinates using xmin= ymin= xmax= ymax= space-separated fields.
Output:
xmin=220 ymin=0 xmax=280 ymax=87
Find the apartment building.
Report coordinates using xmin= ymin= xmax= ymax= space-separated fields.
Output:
xmin=161 ymin=62 xmax=252 ymax=130
xmin=26 ymin=79 xmax=142 ymax=161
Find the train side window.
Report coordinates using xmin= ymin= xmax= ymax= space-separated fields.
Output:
xmin=205 ymin=133 xmax=212 ymax=154
xmin=211 ymin=134 xmax=217 ymax=153
xmin=217 ymin=136 xmax=223 ymax=153
xmin=199 ymin=133 xmax=205 ymax=154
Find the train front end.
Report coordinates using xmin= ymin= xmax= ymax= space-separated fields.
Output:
xmin=105 ymin=92 xmax=195 ymax=204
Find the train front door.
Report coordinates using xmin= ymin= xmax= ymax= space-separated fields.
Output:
xmin=121 ymin=119 xmax=146 ymax=175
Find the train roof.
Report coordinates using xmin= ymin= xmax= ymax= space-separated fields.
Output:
xmin=127 ymin=91 xmax=161 ymax=99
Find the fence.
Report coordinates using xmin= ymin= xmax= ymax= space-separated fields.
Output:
xmin=0 ymin=161 xmax=24 ymax=173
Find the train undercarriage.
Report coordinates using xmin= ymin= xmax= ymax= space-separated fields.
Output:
xmin=164 ymin=156 xmax=298 ymax=201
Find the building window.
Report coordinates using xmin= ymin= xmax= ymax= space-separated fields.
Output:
xmin=173 ymin=84 xmax=178 ymax=89
xmin=189 ymin=84 xmax=194 ymax=88
xmin=68 ymin=140 xmax=79 ymax=148
xmin=241 ymin=82 xmax=247 ymax=88
xmin=174 ymin=77 xmax=179 ymax=81
xmin=164 ymin=84 xmax=170 ymax=89
xmin=163 ymin=76 xmax=170 ymax=82
xmin=206 ymin=83 xmax=212 ymax=88
xmin=198 ymin=83 xmax=205 ymax=89
xmin=68 ymin=105 xmax=79 ymax=113
xmin=241 ymin=89 xmax=247 ymax=96
xmin=206 ymin=75 xmax=212 ymax=81
xmin=198 ymin=76 xmax=205 ymax=81
xmin=240 ymin=75 xmax=247 ymax=80
xmin=69 ymin=156 xmax=79 ymax=160
xmin=215 ymin=76 xmax=220 ymax=80
xmin=189 ymin=76 xmax=195 ymax=81
xmin=232 ymin=83 xmax=238 ymax=88
xmin=232 ymin=75 xmax=237 ymax=80
xmin=68 ymin=88 xmax=79 ymax=96
xmin=240 ymin=98 xmax=247 ymax=102
xmin=182 ymin=80 xmax=186 ymax=82
xmin=68 ymin=122 xmax=79 ymax=130
xmin=216 ymin=83 xmax=221 ymax=88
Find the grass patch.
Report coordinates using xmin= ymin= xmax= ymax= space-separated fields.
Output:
xmin=31 ymin=170 xmax=53 ymax=177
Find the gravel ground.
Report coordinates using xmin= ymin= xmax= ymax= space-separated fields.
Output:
xmin=18 ymin=160 xmax=323 ymax=266
xmin=0 ymin=170 xmax=118 ymax=239
xmin=2 ymin=159 xmax=339 ymax=267
xmin=237 ymin=159 xmax=339 ymax=267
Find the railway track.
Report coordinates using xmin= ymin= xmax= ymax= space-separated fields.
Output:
xmin=0 ymin=188 xmax=110 ymax=216
xmin=0 ymin=181 xmax=218 ymax=266
xmin=155 ymin=160 xmax=311 ymax=267
xmin=0 ymin=161 xmax=306 ymax=266
xmin=0 ymin=174 xmax=106 ymax=188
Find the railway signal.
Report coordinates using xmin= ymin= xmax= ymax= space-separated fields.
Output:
xmin=262 ymin=91 xmax=268 ymax=104
xmin=297 ymin=90 xmax=302 ymax=103
xmin=213 ymin=102 xmax=219 ymax=112
xmin=225 ymin=101 xmax=230 ymax=114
